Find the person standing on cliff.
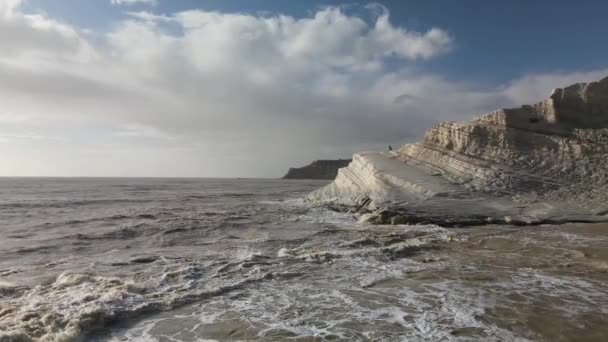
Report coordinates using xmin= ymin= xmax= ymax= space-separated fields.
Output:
xmin=388 ymin=145 xmax=393 ymax=151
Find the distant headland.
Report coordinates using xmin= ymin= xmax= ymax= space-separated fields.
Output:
xmin=282 ymin=160 xmax=352 ymax=180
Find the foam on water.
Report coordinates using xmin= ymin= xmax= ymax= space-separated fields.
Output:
xmin=545 ymin=230 xmax=608 ymax=245
xmin=0 ymin=272 xmax=149 ymax=341
xmin=0 ymin=258 xmax=309 ymax=341
xmin=112 ymin=268 xmax=541 ymax=341
xmin=2 ymin=178 xmax=608 ymax=341
xmin=290 ymin=207 xmax=357 ymax=225
xmin=104 ymin=224 xmax=608 ymax=341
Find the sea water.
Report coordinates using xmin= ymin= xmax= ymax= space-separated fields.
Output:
xmin=1 ymin=178 xmax=607 ymax=341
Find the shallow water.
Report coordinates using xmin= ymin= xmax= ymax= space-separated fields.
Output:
xmin=1 ymin=178 xmax=607 ymax=341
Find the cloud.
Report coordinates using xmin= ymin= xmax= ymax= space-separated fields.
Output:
xmin=114 ymin=123 xmax=173 ymax=140
xmin=0 ymin=0 xmax=91 ymax=61
xmin=110 ymin=0 xmax=158 ymax=6
xmin=0 ymin=2 xmax=605 ymax=177
xmin=0 ymin=0 xmax=22 ymax=14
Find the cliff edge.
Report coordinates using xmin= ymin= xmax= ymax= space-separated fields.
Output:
xmin=282 ymin=159 xmax=352 ymax=180
xmin=309 ymin=76 xmax=608 ymax=226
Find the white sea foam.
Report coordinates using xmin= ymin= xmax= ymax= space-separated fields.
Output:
xmin=3 ymin=178 xmax=608 ymax=341
xmin=290 ymin=207 xmax=357 ymax=225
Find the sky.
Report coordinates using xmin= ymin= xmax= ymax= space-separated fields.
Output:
xmin=1 ymin=0 xmax=607 ymax=177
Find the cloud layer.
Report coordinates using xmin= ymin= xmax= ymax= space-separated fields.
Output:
xmin=0 ymin=0 xmax=606 ymax=177
xmin=111 ymin=0 xmax=158 ymax=6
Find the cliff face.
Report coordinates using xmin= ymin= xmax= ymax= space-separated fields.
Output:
xmin=282 ymin=159 xmax=352 ymax=180
xmin=309 ymin=76 xmax=608 ymax=225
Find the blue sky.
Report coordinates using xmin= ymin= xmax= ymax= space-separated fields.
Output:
xmin=1 ymin=0 xmax=607 ymax=177
xmin=26 ymin=0 xmax=608 ymax=84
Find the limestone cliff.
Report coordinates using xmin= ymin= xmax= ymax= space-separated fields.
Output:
xmin=282 ymin=159 xmax=351 ymax=180
xmin=309 ymin=76 xmax=608 ymax=225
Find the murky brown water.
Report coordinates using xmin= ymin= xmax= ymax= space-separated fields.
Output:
xmin=1 ymin=179 xmax=607 ymax=341
xmin=98 ymin=223 xmax=608 ymax=342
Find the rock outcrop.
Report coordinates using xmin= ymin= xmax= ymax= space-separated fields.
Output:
xmin=282 ymin=159 xmax=351 ymax=180
xmin=309 ymin=76 xmax=608 ymax=226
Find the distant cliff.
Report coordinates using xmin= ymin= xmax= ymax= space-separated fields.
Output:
xmin=282 ymin=160 xmax=351 ymax=180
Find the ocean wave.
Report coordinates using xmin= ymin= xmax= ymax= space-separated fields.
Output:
xmin=277 ymin=226 xmax=457 ymax=264
xmin=0 ymin=252 xmax=306 ymax=342
xmin=120 ymin=266 xmax=608 ymax=342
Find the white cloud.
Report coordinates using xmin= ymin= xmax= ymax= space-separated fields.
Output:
xmin=110 ymin=0 xmax=158 ymax=6
xmin=0 ymin=0 xmax=22 ymax=14
xmin=114 ymin=123 xmax=173 ymax=139
xmin=0 ymin=0 xmax=91 ymax=61
xmin=0 ymin=2 xmax=605 ymax=177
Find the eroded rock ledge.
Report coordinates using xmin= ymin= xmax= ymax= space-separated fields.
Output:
xmin=308 ymin=76 xmax=608 ymax=226
xmin=283 ymin=159 xmax=351 ymax=180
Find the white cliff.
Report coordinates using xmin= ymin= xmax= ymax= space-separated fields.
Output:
xmin=309 ymin=76 xmax=608 ymax=225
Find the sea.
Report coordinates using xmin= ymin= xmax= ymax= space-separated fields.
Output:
xmin=1 ymin=178 xmax=608 ymax=342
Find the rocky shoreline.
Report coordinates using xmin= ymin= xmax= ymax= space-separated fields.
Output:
xmin=308 ymin=76 xmax=608 ymax=226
